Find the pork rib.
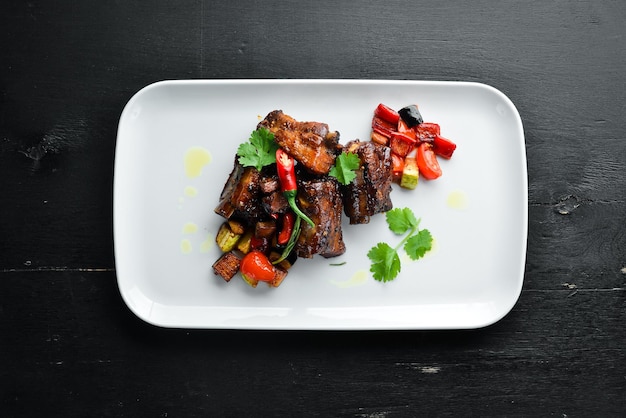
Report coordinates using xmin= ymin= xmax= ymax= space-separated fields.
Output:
xmin=295 ymin=176 xmax=346 ymax=258
xmin=258 ymin=110 xmax=341 ymax=175
xmin=342 ymin=140 xmax=393 ymax=224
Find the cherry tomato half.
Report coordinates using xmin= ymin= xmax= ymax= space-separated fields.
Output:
xmin=416 ymin=143 xmax=442 ymax=180
xmin=240 ymin=250 xmax=276 ymax=282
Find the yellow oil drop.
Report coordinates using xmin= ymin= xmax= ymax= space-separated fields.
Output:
xmin=330 ymin=269 xmax=367 ymax=288
xmin=200 ymin=234 xmax=214 ymax=253
xmin=184 ymin=147 xmax=212 ymax=178
xmin=446 ymin=190 xmax=468 ymax=210
xmin=182 ymin=222 xmax=198 ymax=234
xmin=184 ymin=185 xmax=198 ymax=197
xmin=180 ymin=239 xmax=192 ymax=254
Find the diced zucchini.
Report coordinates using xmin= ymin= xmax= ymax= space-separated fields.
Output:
xmin=216 ymin=222 xmax=241 ymax=252
xmin=227 ymin=219 xmax=246 ymax=235
xmin=236 ymin=229 xmax=254 ymax=254
xmin=400 ymin=157 xmax=419 ymax=190
xmin=241 ymin=274 xmax=258 ymax=288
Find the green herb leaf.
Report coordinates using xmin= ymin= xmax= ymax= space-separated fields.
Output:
xmin=367 ymin=207 xmax=433 ymax=283
xmin=367 ymin=242 xmax=401 ymax=282
xmin=329 ymin=152 xmax=360 ymax=185
xmin=237 ymin=128 xmax=279 ymax=171
xmin=385 ymin=207 xmax=418 ymax=235
xmin=404 ymin=229 xmax=433 ymax=260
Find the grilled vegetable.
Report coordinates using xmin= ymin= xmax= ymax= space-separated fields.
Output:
xmin=432 ymin=134 xmax=457 ymax=159
xmin=212 ymin=251 xmax=242 ymax=282
xmin=398 ymin=104 xmax=424 ymax=127
xmin=374 ymin=103 xmax=400 ymax=124
xmin=400 ymin=156 xmax=419 ymax=189
xmin=216 ymin=223 xmax=241 ymax=252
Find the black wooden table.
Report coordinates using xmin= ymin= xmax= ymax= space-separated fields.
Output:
xmin=1 ymin=1 xmax=625 ymax=416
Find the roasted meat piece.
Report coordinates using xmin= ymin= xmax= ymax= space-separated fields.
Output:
xmin=342 ymin=140 xmax=394 ymax=224
xmin=258 ymin=110 xmax=341 ymax=175
xmin=295 ymin=177 xmax=346 ymax=258
xmin=214 ymin=159 xmax=264 ymax=223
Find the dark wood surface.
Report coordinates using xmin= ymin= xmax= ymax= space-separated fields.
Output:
xmin=1 ymin=1 xmax=625 ymax=416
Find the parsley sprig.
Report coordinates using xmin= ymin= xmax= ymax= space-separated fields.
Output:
xmin=367 ymin=207 xmax=433 ymax=282
xmin=236 ymin=128 xmax=279 ymax=171
xmin=329 ymin=151 xmax=360 ymax=185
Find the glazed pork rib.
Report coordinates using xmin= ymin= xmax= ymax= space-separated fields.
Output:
xmin=295 ymin=176 xmax=346 ymax=258
xmin=258 ymin=110 xmax=341 ymax=175
xmin=342 ymin=139 xmax=394 ymax=224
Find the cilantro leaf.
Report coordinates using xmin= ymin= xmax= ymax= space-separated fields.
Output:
xmin=329 ymin=151 xmax=360 ymax=185
xmin=385 ymin=207 xmax=418 ymax=235
xmin=404 ymin=229 xmax=433 ymax=260
xmin=367 ymin=242 xmax=401 ymax=282
xmin=236 ymin=128 xmax=279 ymax=171
xmin=367 ymin=207 xmax=433 ymax=283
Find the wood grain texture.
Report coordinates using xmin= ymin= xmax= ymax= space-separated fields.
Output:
xmin=1 ymin=0 xmax=625 ymax=416
xmin=0 ymin=271 xmax=624 ymax=416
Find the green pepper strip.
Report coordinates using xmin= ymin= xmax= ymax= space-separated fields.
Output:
xmin=272 ymin=216 xmax=301 ymax=264
xmin=284 ymin=191 xmax=314 ymax=228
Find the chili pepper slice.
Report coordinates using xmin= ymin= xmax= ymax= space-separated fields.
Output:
xmin=277 ymin=211 xmax=295 ymax=245
xmin=416 ymin=142 xmax=442 ymax=180
xmin=275 ymin=148 xmax=315 ymax=228
xmin=240 ymin=250 xmax=276 ymax=282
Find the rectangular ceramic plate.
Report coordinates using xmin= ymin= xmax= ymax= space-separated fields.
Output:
xmin=114 ymin=79 xmax=527 ymax=330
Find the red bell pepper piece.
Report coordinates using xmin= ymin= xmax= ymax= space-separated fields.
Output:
xmin=389 ymin=132 xmax=415 ymax=158
xmin=397 ymin=119 xmax=416 ymax=141
xmin=391 ymin=153 xmax=404 ymax=182
xmin=432 ymin=135 xmax=457 ymax=159
xmin=416 ymin=143 xmax=442 ymax=180
xmin=371 ymin=116 xmax=395 ymax=138
xmin=415 ymin=122 xmax=440 ymax=143
xmin=374 ymin=103 xmax=400 ymax=125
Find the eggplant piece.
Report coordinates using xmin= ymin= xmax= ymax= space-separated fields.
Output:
xmin=398 ymin=105 xmax=424 ymax=128
xmin=212 ymin=251 xmax=243 ymax=282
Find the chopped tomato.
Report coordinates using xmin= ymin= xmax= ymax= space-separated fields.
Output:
xmin=416 ymin=143 xmax=442 ymax=180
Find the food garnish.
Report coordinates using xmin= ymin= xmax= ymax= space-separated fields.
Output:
xmin=275 ymin=148 xmax=315 ymax=228
xmin=367 ymin=207 xmax=433 ymax=282
xmin=328 ymin=151 xmax=360 ymax=185
xmin=236 ymin=127 xmax=279 ymax=171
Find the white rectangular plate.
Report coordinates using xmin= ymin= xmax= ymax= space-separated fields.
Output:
xmin=114 ymin=79 xmax=527 ymax=330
